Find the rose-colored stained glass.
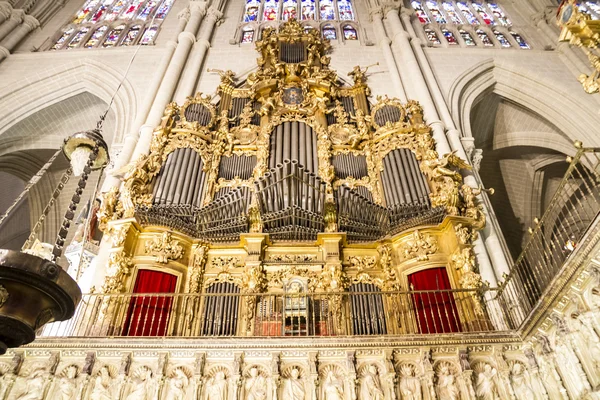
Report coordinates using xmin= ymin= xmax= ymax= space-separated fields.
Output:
xmin=263 ymin=0 xmax=279 ymax=21
xmin=472 ymin=3 xmax=493 ymax=24
xmin=425 ymin=28 xmax=441 ymax=44
xmin=282 ymin=0 xmax=297 ymax=20
xmin=242 ymin=28 xmax=254 ymax=43
xmin=442 ymin=29 xmax=458 ymax=44
xmin=412 ymin=1 xmax=431 ymax=23
xmin=122 ymin=0 xmax=145 ymax=20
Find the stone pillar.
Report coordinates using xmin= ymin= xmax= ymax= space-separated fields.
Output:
xmin=0 ymin=14 xmax=38 ymax=61
xmin=369 ymin=9 xmax=407 ymax=102
xmin=385 ymin=7 xmax=451 ymax=155
xmin=175 ymin=6 xmax=223 ymax=103
xmin=0 ymin=2 xmax=12 ymax=26
xmin=0 ymin=9 xmax=24 ymax=42
xmin=100 ymin=8 xmax=190 ymax=191
xmin=130 ymin=0 xmax=208 ymax=162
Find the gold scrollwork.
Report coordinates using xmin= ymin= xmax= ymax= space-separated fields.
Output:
xmin=102 ymin=251 xmax=133 ymax=294
xmin=402 ymin=230 xmax=438 ymax=262
xmin=144 ymin=232 xmax=184 ymax=264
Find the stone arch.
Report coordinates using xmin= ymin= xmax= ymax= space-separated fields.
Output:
xmin=447 ymin=60 xmax=600 ymax=258
xmin=0 ymin=58 xmax=137 ymax=148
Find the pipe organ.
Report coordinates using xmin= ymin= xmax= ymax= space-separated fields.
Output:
xmin=103 ymin=20 xmax=489 ymax=340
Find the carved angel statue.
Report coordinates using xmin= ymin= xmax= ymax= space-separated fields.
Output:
xmin=242 ymin=367 xmax=268 ymax=400
xmin=348 ymin=63 xmax=378 ymax=84
xmin=14 ymin=366 xmax=47 ymax=400
xmin=216 ymin=110 xmax=238 ymax=154
xmin=436 ymin=365 xmax=459 ymax=400
xmin=126 ymin=366 xmax=155 ymax=400
xmin=349 ymin=109 xmax=371 ymax=149
xmin=320 ymin=370 xmax=344 ymax=400
xmin=90 ymin=366 xmax=115 ymax=400
xmin=509 ymin=363 xmax=535 ymax=400
xmin=207 ymin=68 xmax=236 ymax=86
xmin=474 ymin=363 xmax=499 ymax=400
xmin=398 ymin=364 xmax=422 ymax=400
xmin=358 ymin=365 xmax=384 ymax=400
xmin=56 ymin=365 xmax=79 ymax=400
xmin=280 ymin=368 xmax=305 ymax=400
xmin=406 ymin=100 xmax=424 ymax=126
xmin=203 ymin=371 xmax=228 ymax=400
xmin=164 ymin=368 xmax=192 ymax=400
xmin=422 ymin=150 xmax=469 ymax=215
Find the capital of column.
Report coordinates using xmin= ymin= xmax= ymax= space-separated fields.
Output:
xmin=206 ymin=6 xmax=223 ymax=24
xmin=0 ymin=2 xmax=13 ymax=20
xmin=9 ymin=9 xmax=24 ymax=23
xmin=21 ymin=15 xmax=40 ymax=30
xmin=177 ymin=7 xmax=191 ymax=22
xmin=0 ymin=45 xmax=9 ymax=59
xmin=189 ymin=0 xmax=208 ymax=16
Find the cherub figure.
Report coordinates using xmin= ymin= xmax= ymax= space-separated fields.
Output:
xmin=348 ymin=63 xmax=378 ymax=85
xmin=217 ymin=110 xmax=237 ymax=154
xmin=349 ymin=109 xmax=371 ymax=148
xmin=207 ymin=69 xmax=236 ymax=86
xmin=406 ymin=100 xmax=425 ymax=126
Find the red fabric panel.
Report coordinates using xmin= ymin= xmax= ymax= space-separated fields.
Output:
xmin=408 ymin=267 xmax=461 ymax=334
xmin=123 ymin=270 xmax=177 ymax=336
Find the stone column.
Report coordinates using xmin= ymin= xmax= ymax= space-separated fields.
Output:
xmin=0 ymin=14 xmax=38 ymax=61
xmin=130 ymin=0 xmax=208 ymax=162
xmin=0 ymin=2 xmax=12 ymax=26
xmin=100 ymin=8 xmax=190 ymax=191
xmin=369 ymin=9 xmax=407 ymax=102
xmin=175 ymin=5 xmax=223 ymax=103
xmin=385 ymin=7 xmax=451 ymax=155
xmin=0 ymin=9 xmax=24 ymax=42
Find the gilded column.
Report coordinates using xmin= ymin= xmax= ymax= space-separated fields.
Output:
xmin=175 ymin=6 xmax=223 ymax=103
xmin=131 ymin=0 xmax=208 ymax=162
xmin=385 ymin=7 xmax=451 ymax=155
xmin=370 ymin=9 xmax=407 ymax=102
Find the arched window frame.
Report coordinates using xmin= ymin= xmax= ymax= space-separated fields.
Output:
xmin=440 ymin=27 xmax=459 ymax=46
xmin=509 ymin=30 xmax=530 ymax=49
xmin=321 ymin=22 xmax=338 ymax=41
xmin=236 ymin=0 xmax=359 ymax=44
xmin=49 ymin=0 xmax=174 ymax=51
xmin=341 ymin=22 xmax=359 ymax=42
xmin=457 ymin=26 xmax=477 ymax=47
xmin=423 ymin=25 xmax=442 ymax=46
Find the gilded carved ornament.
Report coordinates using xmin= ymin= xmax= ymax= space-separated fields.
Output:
xmin=267 ymin=254 xmax=317 ymax=263
xmin=102 ymin=251 xmax=133 ymax=294
xmin=187 ymin=244 xmax=208 ymax=293
xmin=97 ymin=187 xmax=122 ymax=233
xmin=144 ymin=232 xmax=184 ymax=264
xmin=268 ymin=266 xmax=320 ymax=291
xmin=179 ymin=92 xmax=217 ymax=133
xmin=455 ymin=223 xmax=477 ymax=246
xmin=450 ymin=247 xmax=485 ymax=316
xmin=402 ymin=230 xmax=438 ymax=261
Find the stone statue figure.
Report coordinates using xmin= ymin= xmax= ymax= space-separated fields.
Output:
xmin=164 ymin=368 xmax=190 ymax=400
xmin=474 ymin=364 xmax=499 ymax=400
xmin=509 ymin=363 xmax=535 ymax=400
xmin=436 ymin=365 xmax=459 ymax=400
xmin=398 ymin=364 xmax=422 ymax=400
xmin=15 ymin=366 xmax=47 ymax=400
xmin=126 ymin=366 xmax=154 ymax=400
xmin=57 ymin=365 xmax=79 ymax=400
xmin=203 ymin=371 xmax=228 ymax=400
xmin=90 ymin=366 xmax=113 ymax=400
xmin=243 ymin=367 xmax=267 ymax=400
xmin=358 ymin=365 xmax=384 ymax=400
xmin=321 ymin=370 xmax=344 ymax=400
xmin=281 ymin=368 xmax=305 ymax=400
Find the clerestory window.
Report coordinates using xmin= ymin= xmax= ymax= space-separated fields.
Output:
xmin=410 ymin=1 xmax=529 ymax=49
xmin=50 ymin=0 xmax=175 ymax=50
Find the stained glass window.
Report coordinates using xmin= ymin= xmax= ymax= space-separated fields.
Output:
xmin=457 ymin=2 xmax=479 ymax=24
xmin=122 ymin=24 xmax=142 ymax=45
xmin=442 ymin=29 xmax=458 ymax=45
xmin=472 ymin=3 xmax=493 ymax=24
xmin=73 ymin=0 xmax=100 ymax=24
xmin=338 ymin=0 xmax=354 ymax=20
xmin=103 ymin=24 xmax=126 ymax=47
xmin=476 ymin=29 xmax=493 ymax=46
xmin=487 ymin=3 xmax=510 ymax=26
xmin=282 ymin=0 xmax=298 ymax=20
xmin=343 ymin=25 xmax=357 ymax=40
xmin=412 ymin=1 xmax=431 ymax=23
xmin=52 ymin=28 xmax=75 ymax=50
xmin=241 ymin=27 xmax=254 ymax=43
xmin=459 ymin=29 xmax=475 ymax=46
xmin=442 ymin=2 xmax=463 ymax=24
xmin=244 ymin=0 xmax=260 ymax=22
xmin=301 ymin=0 xmax=315 ymax=20
xmin=67 ymin=27 xmax=90 ymax=48
xmin=323 ymin=25 xmax=337 ymax=39
xmin=320 ymin=0 xmax=335 ymax=20
xmin=426 ymin=1 xmax=447 ymax=23
xmin=263 ymin=0 xmax=279 ymax=20
xmin=425 ymin=28 xmax=441 ymax=44
xmin=53 ymin=0 xmax=174 ymax=50
xmin=139 ymin=24 xmax=158 ymax=45
xmin=493 ymin=30 xmax=510 ymax=47
xmin=510 ymin=31 xmax=529 ymax=49
xmin=84 ymin=25 xmax=108 ymax=47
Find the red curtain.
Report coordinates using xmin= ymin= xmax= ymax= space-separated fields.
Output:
xmin=408 ymin=267 xmax=461 ymax=334
xmin=122 ymin=270 xmax=177 ymax=336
